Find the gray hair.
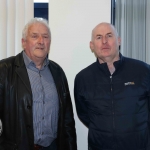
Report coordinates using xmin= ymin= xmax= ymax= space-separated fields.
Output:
xmin=22 ymin=17 xmax=51 ymax=40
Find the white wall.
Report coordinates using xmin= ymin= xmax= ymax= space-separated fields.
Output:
xmin=0 ymin=0 xmax=33 ymax=59
xmin=49 ymin=0 xmax=111 ymax=149
xmin=34 ymin=0 xmax=48 ymax=2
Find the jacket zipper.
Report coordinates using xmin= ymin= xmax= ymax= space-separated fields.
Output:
xmin=110 ymin=75 xmax=116 ymax=147
xmin=110 ymin=75 xmax=115 ymax=127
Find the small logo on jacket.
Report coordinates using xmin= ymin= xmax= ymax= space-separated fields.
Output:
xmin=124 ymin=82 xmax=135 ymax=86
xmin=0 ymin=119 xmax=2 ymax=136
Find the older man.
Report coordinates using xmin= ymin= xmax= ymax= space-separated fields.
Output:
xmin=74 ymin=22 xmax=150 ymax=150
xmin=0 ymin=18 xmax=77 ymax=150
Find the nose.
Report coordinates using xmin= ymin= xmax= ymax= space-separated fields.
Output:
xmin=102 ymin=36 xmax=108 ymax=44
xmin=38 ymin=36 xmax=44 ymax=44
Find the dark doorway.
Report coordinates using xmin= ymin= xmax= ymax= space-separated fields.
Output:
xmin=34 ymin=3 xmax=48 ymax=21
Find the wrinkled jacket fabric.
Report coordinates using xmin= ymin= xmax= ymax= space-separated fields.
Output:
xmin=0 ymin=52 xmax=77 ymax=150
xmin=74 ymin=53 xmax=150 ymax=150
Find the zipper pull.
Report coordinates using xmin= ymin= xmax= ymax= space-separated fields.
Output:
xmin=110 ymin=76 xmax=112 ymax=91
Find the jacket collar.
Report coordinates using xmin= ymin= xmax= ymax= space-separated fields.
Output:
xmin=48 ymin=61 xmax=63 ymax=95
xmin=14 ymin=51 xmax=32 ymax=94
xmin=96 ymin=52 xmax=124 ymax=76
xmin=113 ymin=52 xmax=124 ymax=75
xmin=14 ymin=51 xmax=63 ymax=96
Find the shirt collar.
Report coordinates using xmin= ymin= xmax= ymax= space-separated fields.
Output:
xmin=23 ymin=51 xmax=49 ymax=70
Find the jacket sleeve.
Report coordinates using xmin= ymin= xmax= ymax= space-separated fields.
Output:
xmin=0 ymin=63 xmax=5 ymax=149
xmin=148 ymin=65 xmax=150 ymax=135
xmin=60 ymin=70 xmax=77 ymax=150
xmin=74 ymin=74 xmax=90 ymax=127
xmin=0 ymin=95 xmax=5 ymax=150
xmin=0 ymin=61 xmax=18 ymax=150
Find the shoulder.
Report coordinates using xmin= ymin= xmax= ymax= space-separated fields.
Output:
xmin=49 ymin=59 xmax=62 ymax=68
xmin=0 ymin=52 xmax=23 ymax=69
xmin=0 ymin=56 xmax=16 ymax=64
xmin=48 ymin=59 xmax=64 ymax=72
xmin=123 ymin=56 xmax=150 ymax=70
xmin=0 ymin=56 xmax=16 ymax=69
xmin=75 ymin=62 xmax=97 ymax=80
xmin=48 ymin=60 xmax=68 ymax=79
xmin=0 ymin=56 xmax=17 ymax=83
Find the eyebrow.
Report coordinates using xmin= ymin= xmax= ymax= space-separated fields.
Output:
xmin=96 ymin=32 xmax=113 ymax=36
xmin=96 ymin=34 xmax=102 ymax=37
xmin=31 ymin=33 xmax=49 ymax=36
xmin=106 ymin=32 xmax=113 ymax=35
xmin=96 ymin=32 xmax=113 ymax=37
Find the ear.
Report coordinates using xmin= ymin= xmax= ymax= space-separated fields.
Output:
xmin=22 ymin=38 xmax=26 ymax=49
xmin=118 ymin=37 xmax=121 ymax=46
xmin=90 ymin=41 xmax=94 ymax=53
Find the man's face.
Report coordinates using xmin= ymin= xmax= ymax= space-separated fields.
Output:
xmin=90 ymin=23 xmax=121 ymax=63
xmin=22 ymin=23 xmax=51 ymax=62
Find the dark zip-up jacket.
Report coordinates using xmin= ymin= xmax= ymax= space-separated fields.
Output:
xmin=0 ymin=52 xmax=77 ymax=150
xmin=74 ymin=53 xmax=150 ymax=150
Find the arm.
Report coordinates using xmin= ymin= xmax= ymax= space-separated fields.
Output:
xmin=61 ymin=71 xmax=77 ymax=150
xmin=49 ymin=60 xmax=77 ymax=150
xmin=148 ymin=65 xmax=150 ymax=136
xmin=74 ymin=74 xmax=90 ymax=128
xmin=0 ymin=68 xmax=6 ymax=149
xmin=0 ymin=62 xmax=16 ymax=150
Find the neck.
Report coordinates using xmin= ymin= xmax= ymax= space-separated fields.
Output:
xmin=34 ymin=58 xmax=45 ymax=69
xmin=36 ymin=64 xmax=43 ymax=69
xmin=98 ymin=53 xmax=120 ymax=75
xmin=107 ymin=63 xmax=115 ymax=75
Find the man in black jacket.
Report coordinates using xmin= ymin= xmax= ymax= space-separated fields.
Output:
xmin=74 ymin=22 xmax=150 ymax=150
xmin=0 ymin=18 xmax=77 ymax=150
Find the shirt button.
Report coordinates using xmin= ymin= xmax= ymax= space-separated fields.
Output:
xmin=27 ymin=105 xmax=31 ymax=109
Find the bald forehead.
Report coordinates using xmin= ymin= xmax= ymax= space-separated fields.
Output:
xmin=91 ymin=23 xmax=118 ymax=40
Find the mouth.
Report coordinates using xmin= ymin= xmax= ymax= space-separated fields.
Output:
xmin=102 ymin=47 xmax=110 ymax=50
xmin=36 ymin=47 xmax=44 ymax=50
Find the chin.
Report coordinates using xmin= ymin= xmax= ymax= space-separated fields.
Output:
xmin=34 ymin=53 xmax=46 ymax=58
xmin=38 ymin=55 xmax=47 ymax=58
xmin=101 ymin=52 xmax=111 ymax=57
xmin=35 ymin=51 xmax=47 ymax=56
